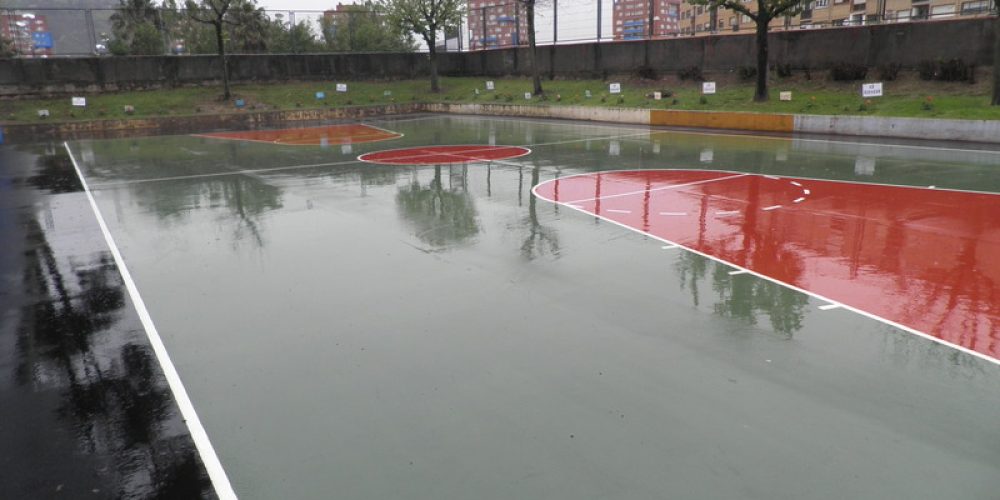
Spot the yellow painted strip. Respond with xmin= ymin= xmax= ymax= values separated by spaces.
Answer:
xmin=649 ymin=109 xmax=794 ymax=133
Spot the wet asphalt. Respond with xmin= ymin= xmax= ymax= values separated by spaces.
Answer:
xmin=3 ymin=115 xmax=999 ymax=499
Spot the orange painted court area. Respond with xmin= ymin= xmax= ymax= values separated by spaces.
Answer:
xmin=195 ymin=124 xmax=401 ymax=145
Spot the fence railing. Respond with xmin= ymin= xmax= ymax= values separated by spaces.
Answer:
xmin=0 ymin=3 xmax=996 ymax=58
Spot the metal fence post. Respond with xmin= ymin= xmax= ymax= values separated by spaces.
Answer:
xmin=481 ymin=6 xmax=487 ymax=49
xmin=597 ymin=0 xmax=602 ymax=42
xmin=553 ymin=0 xmax=558 ymax=44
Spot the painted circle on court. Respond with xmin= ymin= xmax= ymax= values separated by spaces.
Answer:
xmin=358 ymin=145 xmax=531 ymax=165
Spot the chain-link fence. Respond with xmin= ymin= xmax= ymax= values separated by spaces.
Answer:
xmin=0 ymin=1 xmax=996 ymax=57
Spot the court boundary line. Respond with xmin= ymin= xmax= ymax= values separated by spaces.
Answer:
xmin=64 ymin=142 xmax=239 ymax=499
xmin=86 ymin=131 xmax=655 ymax=189
xmin=561 ymin=173 xmax=750 ymax=204
xmin=531 ymin=170 xmax=1000 ymax=367
xmin=191 ymin=123 xmax=403 ymax=147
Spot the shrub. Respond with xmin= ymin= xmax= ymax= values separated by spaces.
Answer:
xmin=635 ymin=65 xmax=658 ymax=80
xmin=829 ymin=62 xmax=867 ymax=81
xmin=678 ymin=65 xmax=704 ymax=81
xmin=917 ymin=60 xmax=937 ymax=80
xmin=776 ymin=63 xmax=793 ymax=78
xmin=876 ymin=63 xmax=901 ymax=81
xmin=916 ymin=59 xmax=974 ymax=82
xmin=938 ymin=58 xmax=972 ymax=82
xmin=738 ymin=66 xmax=757 ymax=81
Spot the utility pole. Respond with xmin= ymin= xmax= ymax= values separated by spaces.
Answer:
xmin=596 ymin=0 xmax=602 ymax=41
xmin=553 ymin=0 xmax=558 ymax=43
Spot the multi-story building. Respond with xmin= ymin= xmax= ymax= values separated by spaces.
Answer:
xmin=613 ymin=0 xmax=683 ymax=40
xmin=1 ymin=13 xmax=53 ymax=57
xmin=467 ymin=0 xmax=530 ymax=50
xmin=678 ymin=0 xmax=992 ymax=35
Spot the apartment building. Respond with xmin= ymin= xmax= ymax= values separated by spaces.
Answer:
xmin=678 ymin=0 xmax=992 ymax=35
xmin=613 ymin=0 xmax=683 ymax=39
xmin=467 ymin=0 xmax=530 ymax=49
xmin=1 ymin=13 xmax=53 ymax=57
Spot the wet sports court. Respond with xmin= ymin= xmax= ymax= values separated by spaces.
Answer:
xmin=4 ymin=115 xmax=1000 ymax=498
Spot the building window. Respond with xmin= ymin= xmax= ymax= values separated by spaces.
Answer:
xmin=960 ymin=0 xmax=989 ymax=13
xmin=931 ymin=3 xmax=955 ymax=16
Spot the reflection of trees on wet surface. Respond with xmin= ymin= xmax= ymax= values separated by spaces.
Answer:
xmin=675 ymin=252 xmax=808 ymax=338
xmin=130 ymin=174 xmax=282 ymax=250
xmin=520 ymin=162 xmax=560 ymax=260
xmin=396 ymin=165 xmax=480 ymax=249
xmin=13 ymin=205 xmax=211 ymax=497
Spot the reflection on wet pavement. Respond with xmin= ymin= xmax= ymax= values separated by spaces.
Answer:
xmin=0 ymin=146 xmax=214 ymax=498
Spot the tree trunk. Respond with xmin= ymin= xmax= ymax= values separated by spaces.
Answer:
xmin=754 ymin=17 xmax=769 ymax=102
xmin=992 ymin=14 xmax=999 ymax=105
xmin=214 ymin=21 xmax=230 ymax=100
xmin=428 ymin=35 xmax=440 ymax=93
xmin=527 ymin=1 xmax=543 ymax=95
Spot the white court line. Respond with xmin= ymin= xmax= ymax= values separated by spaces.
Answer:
xmin=793 ymin=197 xmax=806 ymax=203
xmin=64 ymin=143 xmax=238 ymax=500
xmin=89 ymin=131 xmax=653 ymax=189
xmin=563 ymin=174 xmax=748 ymax=204
xmin=818 ymin=304 xmax=843 ymax=311
xmin=763 ymin=175 xmax=780 ymax=180
xmin=728 ymin=270 xmax=750 ymax=275
xmin=531 ymin=177 xmax=1000 ymax=368
xmin=606 ymin=209 xmax=632 ymax=214
xmin=790 ymin=181 xmax=802 ymax=187
xmin=762 ymin=205 xmax=783 ymax=211
xmin=715 ymin=210 xmax=740 ymax=216
xmin=659 ymin=211 xmax=688 ymax=216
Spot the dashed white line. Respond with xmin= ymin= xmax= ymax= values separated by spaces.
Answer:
xmin=802 ymin=189 xmax=811 ymax=195
xmin=659 ymin=211 xmax=688 ymax=216
xmin=762 ymin=205 xmax=783 ymax=211
xmin=564 ymin=174 xmax=748 ymax=204
xmin=715 ymin=210 xmax=740 ymax=216
xmin=790 ymin=181 xmax=803 ymax=187
xmin=606 ymin=209 xmax=632 ymax=214
xmin=793 ymin=197 xmax=806 ymax=203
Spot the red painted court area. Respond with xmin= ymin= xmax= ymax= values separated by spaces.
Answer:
xmin=195 ymin=124 xmax=401 ymax=145
xmin=533 ymin=170 xmax=1000 ymax=362
xmin=358 ymin=145 xmax=531 ymax=165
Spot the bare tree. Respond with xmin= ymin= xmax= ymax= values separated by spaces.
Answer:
xmin=377 ymin=0 xmax=463 ymax=92
xmin=687 ymin=0 xmax=808 ymax=101
xmin=185 ymin=0 xmax=236 ymax=99
xmin=993 ymin=11 xmax=999 ymax=105
xmin=516 ymin=0 xmax=544 ymax=96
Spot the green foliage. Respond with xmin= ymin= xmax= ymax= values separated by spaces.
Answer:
xmin=375 ymin=0 xmax=464 ymax=47
xmin=267 ymin=20 xmax=324 ymax=54
xmin=0 ymin=35 xmax=14 ymax=58
xmin=109 ymin=0 xmax=164 ymax=55
xmin=738 ymin=66 xmax=757 ymax=81
xmin=320 ymin=4 xmax=416 ymax=53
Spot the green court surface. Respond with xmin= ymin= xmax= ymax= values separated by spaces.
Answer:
xmin=67 ymin=115 xmax=1000 ymax=499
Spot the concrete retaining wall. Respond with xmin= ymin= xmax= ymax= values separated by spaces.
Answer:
xmin=423 ymin=103 xmax=650 ymax=125
xmin=2 ymin=102 xmax=998 ymax=144
xmin=0 ymin=18 xmax=993 ymax=96
xmin=795 ymin=114 xmax=1000 ymax=143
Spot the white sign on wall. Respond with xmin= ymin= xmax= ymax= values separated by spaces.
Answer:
xmin=702 ymin=82 xmax=716 ymax=95
xmin=336 ymin=83 xmax=348 ymax=92
xmin=861 ymin=82 xmax=883 ymax=98
xmin=524 ymin=92 xmax=532 ymax=100
xmin=71 ymin=97 xmax=86 ymax=107
xmin=609 ymin=83 xmax=621 ymax=94
xmin=653 ymin=91 xmax=662 ymax=100
xmin=485 ymin=81 xmax=495 ymax=90
xmin=779 ymin=91 xmax=792 ymax=101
